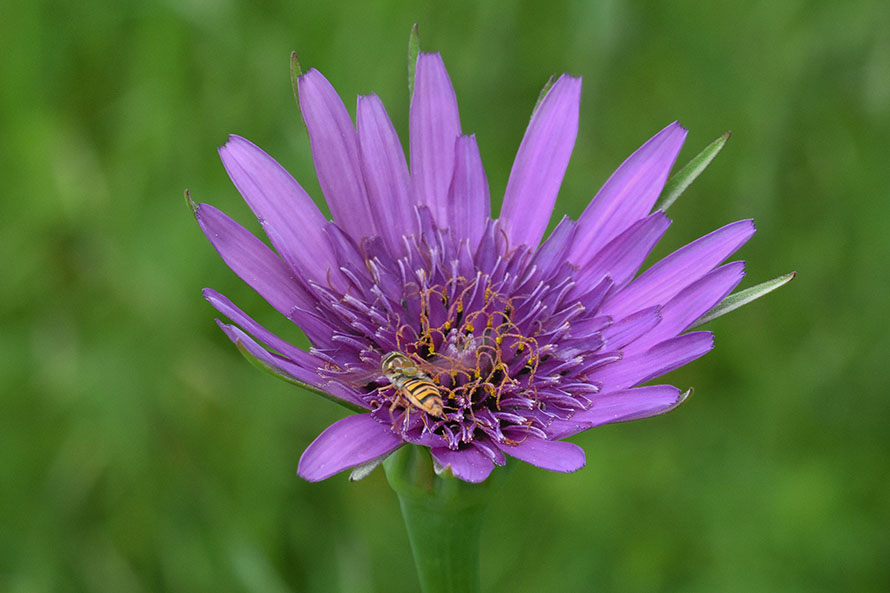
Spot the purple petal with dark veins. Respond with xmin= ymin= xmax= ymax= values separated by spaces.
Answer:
xmin=548 ymin=385 xmax=685 ymax=438
xmin=448 ymin=134 xmax=489 ymax=249
xmin=499 ymin=74 xmax=581 ymax=249
xmin=499 ymin=437 xmax=586 ymax=473
xmin=193 ymin=202 xmax=314 ymax=317
xmin=431 ymin=446 xmax=495 ymax=483
xmin=410 ymin=52 xmax=462 ymax=229
xmin=627 ymin=261 xmax=746 ymax=352
xmin=593 ymin=331 xmax=714 ymax=391
xmin=298 ymin=69 xmax=376 ymax=243
xmin=298 ymin=415 xmax=404 ymax=481
xmin=218 ymin=136 xmax=340 ymax=286
xmin=356 ymin=94 xmax=414 ymax=253
xmin=570 ymin=122 xmax=687 ymax=264
xmin=602 ymin=219 xmax=755 ymax=320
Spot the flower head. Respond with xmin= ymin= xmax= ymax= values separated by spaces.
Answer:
xmin=193 ymin=52 xmax=757 ymax=483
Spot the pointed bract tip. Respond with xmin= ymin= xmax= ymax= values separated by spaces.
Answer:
xmin=184 ymin=189 xmax=198 ymax=214
xmin=408 ymin=24 xmax=421 ymax=97
xmin=290 ymin=51 xmax=303 ymax=76
xmin=656 ymin=128 xmax=734 ymax=212
xmin=290 ymin=52 xmax=303 ymax=103
xmin=531 ymin=74 xmax=558 ymax=118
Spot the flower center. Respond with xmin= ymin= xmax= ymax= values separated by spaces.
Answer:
xmin=371 ymin=274 xmax=543 ymax=437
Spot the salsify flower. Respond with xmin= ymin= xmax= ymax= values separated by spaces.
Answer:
xmin=191 ymin=52 xmax=766 ymax=484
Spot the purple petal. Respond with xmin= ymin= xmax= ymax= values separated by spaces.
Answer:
xmin=572 ymin=211 xmax=671 ymax=294
xmin=499 ymin=74 xmax=581 ymax=249
xmin=218 ymin=136 xmax=339 ymax=286
xmin=356 ymin=94 xmax=414 ymax=253
xmin=593 ymin=331 xmax=714 ymax=391
xmin=204 ymin=288 xmax=311 ymax=362
xmin=602 ymin=219 xmax=756 ymax=320
xmin=626 ymin=261 xmax=746 ymax=353
xmin=298 ymin=415 xmax=404 ymax=481
xmin=499 ymin=437 xmax=586 ymax=473
xmin=600 ymin=305 xmax=662 ymax=350
xmin=448 ymin=134 xmax=489 ymax=249
xmin=410 ymin=52 xmax=462 ymax=228
xmin=431 ymin=447 xmax=495 ymax=483
xmin=549 ymin=385 xmax=686 ymax=438
xmin=569 ymin=122 xmax=687 ymax=264
xmin=577 ymin=275 xmax=614 ymax=312
xmin=298 ymin=69 xmax=376 ymax=243
xmin=216 ymin=321 xmax=366 ymax=408
xmin=528 ymin=216 xmax=577 ymax=280
xmin=193 ymin=202 xmax=314 ymax=318
xmin=204 ymin=286 xmax=340 ymax=360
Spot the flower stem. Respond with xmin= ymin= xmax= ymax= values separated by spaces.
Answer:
xmin=383 ymin=446 xmax=511 ymax=593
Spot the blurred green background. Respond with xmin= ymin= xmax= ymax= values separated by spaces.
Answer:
xmin=2 ymin=0 xmax=889 ymax=591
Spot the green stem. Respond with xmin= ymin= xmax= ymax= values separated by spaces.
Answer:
xmin=383 ymin=446 xmax=511 ymax=593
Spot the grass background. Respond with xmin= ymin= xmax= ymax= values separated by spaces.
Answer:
xmin=2 ymin=0 xmax=889 ymax=591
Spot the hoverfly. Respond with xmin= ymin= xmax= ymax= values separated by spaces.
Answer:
xmin=380 ymin=352 xmax=445 ymax=418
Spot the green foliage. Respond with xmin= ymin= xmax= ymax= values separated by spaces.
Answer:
xmin=656 ymin=131 xmax=731 ymax=212
xmin=2 ymin=1 xmax=889 ymax=592
xmin=692 ymin=272 xmax=797 ymax=329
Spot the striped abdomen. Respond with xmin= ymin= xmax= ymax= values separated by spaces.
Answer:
xmin=399 ymin=376 xmax=444 ymax=418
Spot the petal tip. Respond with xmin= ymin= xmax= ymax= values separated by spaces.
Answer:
xmin=417 ymin=50 xmax=444 ymax=62
xmin=220 ymin=133 xmax=249 ymax=150
xmin=668 ymin=120 xmax=689 ymax=134
xmin=296 ymin=67 xmax=324 ymax=89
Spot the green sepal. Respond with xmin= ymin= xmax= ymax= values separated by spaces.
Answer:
xmin=349 ymin=452 xmax=393 ymax=481
xmin=384 ymin=446 xmax=514 ymax=593
xmin=408 ymin=23 xmax=420 ymax=98
xmin=531 ymin=74 xmax=557 ymax=119
xmin=656 ymin=131 xmax=731 ymax=211
xmin=184 ymin=189 xmax=198 ymax=214
xmin=289 ymin=51 xmax=303 ymax=108
xmin=232 ymin=338 xmax=367 ymax=413
xmin=690 ymin=271 xmax=796 ymax=329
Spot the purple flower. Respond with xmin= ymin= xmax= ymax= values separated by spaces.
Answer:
xmin=193 ymin=53 xmax=755 ymax=483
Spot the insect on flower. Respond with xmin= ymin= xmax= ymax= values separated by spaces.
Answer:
xmin=381 ymin=352 xmax=445 ymax=420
